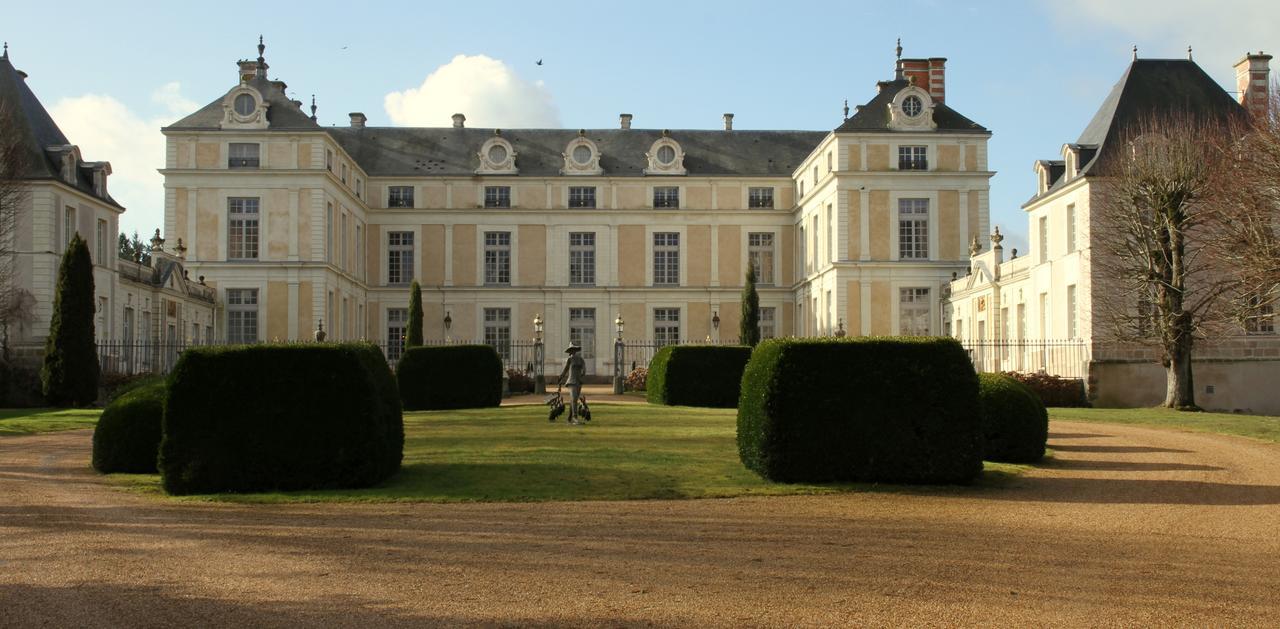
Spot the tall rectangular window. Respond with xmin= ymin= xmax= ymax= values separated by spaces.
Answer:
xmin=325 ymin=150 xmax=333 ymax=172
xmin=484 ymin=231 xmax=511 ymax=285
xmin=759 ymin=307 xmax=776 ymax=339
xmin=748 ymin=232 xmax=775 ymax=285
xmin=1245 ymin=297 xmax=1276 ymax=334
xmin=568 ymin=308 xmax=596 ymax=366
xmin=227 ymin=197 xmax=259 ymax=260
xmin=1066 ymin=204 xmax=1077 ymax=253
xmin=484 ymin=308 xmax=511 ymax=360
xmin=388 ymin=186 xmax=414 ymax=208
xmin=484 ymin=186 xmax=511 ymax=208
xmin=654 ymin=308 xmax=680 ymax=346
xmin=653 ymin=186 xmax=679 ymax=208
xmin=228 ymin=142 xmax=259 ymax=169
xmin=899 ymin=288 xmax=931 ymax=336
xmin=748 ymin=187 xmax=774 ymax=209
xmin=569 ymin=232 xmax=596 ymax=286
xmin=95 ymin=219 xmax=108 ymax=264
xmin=1039 ymin=215 xmax=1049 ymax=264
xmin=568 ymin=186 xmax=596 ymax=208
xmin=340 ymin=213 xmax=348 ymax=271
xmin=827 ymin=204 xmax=833 ymax=264
xmin=226 ymin=288 xmax=259 ymax=344
xmin=898 ymin=198 xmax=929 ymax=260
xmin=387 ymin=231 xmax=414 ymax=285
xmin=1039 ymin=292 xmax=1049 ymax=338
xmin=653 ymin=232 xmax=680 ymax=286
xmin=898 ymin=145 xmax=928 ymax=170
xmin=1067 ymin=284 xmax=1078 ymax=339
xmin=64 ymin=206 xmax=76 ymax=245
xmin=386 ymin=308 xmax=407 ymax=362
xmin=326 ymin=203 xmax=334 ymax=263
xmin=355 ymin=224 xmax=364 ymax=280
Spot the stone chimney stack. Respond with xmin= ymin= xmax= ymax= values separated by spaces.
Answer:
xmin=1235 ymin=51 xmax=1272 ymax=118
xmin=237 ymin=60 xmax=257 ymax=83
xmin=723 ymin=113 xmax=734 ymax=130
xmin=451 ymin=113 xmax=465 ymax=128
xmin=349 ymin=112 xmax=367 ymax=128
xmin=620 ymin=113 xmax=633 ymax=129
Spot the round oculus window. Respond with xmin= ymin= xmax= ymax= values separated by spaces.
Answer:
xmin=656 ymin=145 xmax=676 ymax=165
xmin=902 ymin=95 xmax=923 ymax=118
xmin=487 ymin=144 xmax=508 ymax=164
xmin=233 ymin=94 xmax=256 ymax=116
xmin=572 ymin=145 xmax=593 ymax=165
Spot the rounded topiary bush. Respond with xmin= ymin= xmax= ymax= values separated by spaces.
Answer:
xmin=647 ymin=345 xmax=753 ymax=408
xmin=396 ymin=345 xmax=502 ymax=410
xmin=978 ymin=372 xmax=1048 ymax=463
xmin=92 ymin=380 xmax=166 ymax=473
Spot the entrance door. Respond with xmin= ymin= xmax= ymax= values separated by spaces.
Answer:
xmin=569 ymin=308 xmax=596 ymax=375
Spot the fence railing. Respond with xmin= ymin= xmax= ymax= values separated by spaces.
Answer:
xmin=961 ymin=339 xmax=1090 ymax=378
xmin=96 ymin=340 xmax=213 ymax=376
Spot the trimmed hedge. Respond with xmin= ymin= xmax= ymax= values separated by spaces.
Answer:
xmin=92 ymin=380 xmax=166 ymax=473
xmin=978 ymin=373 xmax=1048 ymax=463
xmin=646 ymin=345 xmax=753 ymax=408
xmin=396 ymin=345 xmax=502 ymax=410
xmin=1003 ymin=371 xmax=1089 ymax=407
xmin=159 ymin=343 xmax=403 ymax=495
xmin=737 ymin=337 xmax=982 ymax=484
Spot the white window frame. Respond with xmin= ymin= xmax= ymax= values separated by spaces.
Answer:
xmin=653 ymin=307 xmax=681 ymax=347
xmin=898 ymin=287 xmax=932 ymax=336
xmin=759 ymin=306 xmax=776 ymax=339
xmin=388 ymin=186 xmax=414 ymax=208
xmin=228 ymin=142 xmax=260 ymax=169
xmin=226 ymin=288 xmax=259 ymax=344
xmin=484 ymin=231 xmax=512 ymax=285
xmin=652 ymin=186 xmax=680 ymax=209
xmin=484 ymin=185 xmax=512 ymax=208
xmin=569 ymin=231 xmax=596 ymax=287
xmin=1066 ymin=204 xmax=1077 ymax=253
xmin=227 ymin=197 xmax=260 ymax=260
xmin=484 ymin=307 xmax=512 ymax=361
xmin=897 ymin=198 xmax=930 ymax=261
xmin=747 ymin=232 xmax=775 ymax=285
xmin=95 ymin=218 xmax=108 ymax=265
xmin=568 ymin=186 xmax=597 ymax=209
xmin=747 ymin=187 xmax=775 ymax=209
xmin=652 ymin=232 xmax=680 ymax=286
xmin=386 ymin=307 xmax=408 ymax=361
xmin=387 ymin=230 xmax=414 ymax=285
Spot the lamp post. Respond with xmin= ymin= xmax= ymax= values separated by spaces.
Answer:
xmin=835 ymin=318 xmax=847 ymax=337
xmin=443 ymin=310 xmax=452 ymax=343
xmin=711 ymin=310 xmax=720 ymax=344
xmin=533 ymin=313 xmax=545 ymax=394
xmin=613 ymin=314 xmax=625 ymax=394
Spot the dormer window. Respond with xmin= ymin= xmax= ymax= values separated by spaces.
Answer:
xmin=477 ymin=135 xmax=518 ymax=175
xmin=562 ymin=135 xmax=603 ymax=175
xmin=644 ymin=136 xmax=687 ymax=175
xmin=902 ymin=95 xmax=923 ymax=117
xmin=234 ymin=94 xmax=256 ymax=116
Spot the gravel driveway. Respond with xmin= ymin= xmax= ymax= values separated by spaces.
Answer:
xmin=1 ymin=421 xmax=1277 ymax=627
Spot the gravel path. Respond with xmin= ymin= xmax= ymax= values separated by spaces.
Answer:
xmin=1 ymin=421 xmax=1278 ymax=627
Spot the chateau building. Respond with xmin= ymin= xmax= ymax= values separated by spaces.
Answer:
xmin=162 ymin=40 xmax=992 ymax=374
xmin=0 ymin=47 xmax=214 ymax=362
xmin=946 ymin=52 xmax=1280 ymax=414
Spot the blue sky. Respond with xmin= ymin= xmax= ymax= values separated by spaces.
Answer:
xmin=5 ymin=0 xmax=1275 ymax=251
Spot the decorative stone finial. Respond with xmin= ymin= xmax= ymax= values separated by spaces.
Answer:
xmin=895 ymin=38 xmax=902 ymax=61
xmin=310 ymin=94 xmax=317 ymax=121
xmin=314 ymin=319 xmax=327 ymax=342
xmin=843 ymin=99 xmax=849 ymax=121
xmin=2 ymin=42 xmax=7 ymax=60
xmin=1132 ymin=45 xmax=1138 ymax=61
xmin=150 ymin=228 xmax=165 ymax=252
xmin=969 ymin=234 xmax=982 ymax=257
xmin=990 ymin=226 xmax=1004 ymax=249
xmin=578 ymin=129 xmax=586 ymax=137
xmin=1187 ymin=45 xmax=1193 ymax=61
xmin=174 ymin=238 xmax=187 ymax=259
xmin=1011 ymin=248 xmax=1018 ymax=259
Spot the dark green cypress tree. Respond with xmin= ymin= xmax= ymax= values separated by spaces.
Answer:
xmin=740 ymin=265 xmax=761 ymax=347
xmin=406 ymin=279 xmax=424 ymax=348
xmin=41 ymin=234 xmax=99 ymax=406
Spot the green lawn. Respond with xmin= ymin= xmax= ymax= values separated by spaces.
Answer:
xmin=0 ymin=408 xmax=101 ymax=436
xmin=110 ymin=404 xmax=1028 ymax=503
xmin=1050 ymin=407 xmax=1280 ymax=444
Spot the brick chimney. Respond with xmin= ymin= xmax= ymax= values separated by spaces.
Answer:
xmin=723 ymin=113 xmax=734 ymax=130
xmin=452 ymin=113 xmax=465 ymax=128
xmin=896 ymin=57 xmax=947 ymax=104
xmin=349 ymin=112 xmax=366 ymax=128
xmin=620 ymin=113 xmax=633 ymax=129
xmin=1235 ymin=51 xmax=1272 ymax=118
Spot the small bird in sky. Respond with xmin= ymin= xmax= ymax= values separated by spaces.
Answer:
xmin=535 ymin=59 xmax=543 ymax=66
xmin=341 ymin=45 xmax=348 ymax=50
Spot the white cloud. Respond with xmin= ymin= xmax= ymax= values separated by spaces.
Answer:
xmin=384 ymin=54 xmax=560 ymax=128
xmin=1042 ymin=0 xmax=1279 ymax=84
xmin=49 ymin=83 xmax=194 ymax=236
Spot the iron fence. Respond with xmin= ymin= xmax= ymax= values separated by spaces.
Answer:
xmin=96 ymin=340 xmax=214 ymax=376
xmin=961 ymin=339 xmax=1090 ymax=378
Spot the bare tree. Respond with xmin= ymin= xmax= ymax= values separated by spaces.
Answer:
xmin=0 ymin=102 xmax=32 ymax=360
xmin=1207 ymin=83 xmax=1280 ymax=332
xmin=1092 ymin=113 xmax=1244 ymax=410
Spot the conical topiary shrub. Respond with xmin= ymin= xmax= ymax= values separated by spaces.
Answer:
xmin=41 ymin=234 xmax=99 ymax=406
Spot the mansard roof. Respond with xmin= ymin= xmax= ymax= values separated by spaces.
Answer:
xmin=0 ymin=52 xmax=122 ymax=208
xmin=835 ymin=79 xmax=988 ymax=134
xmin=1026 ymin=58 xmax=1247 ymax=204
xmin=165 ymin=74 xmax=322 ymax=131
xmin=325 ymin=127 xmax=828 ymax=178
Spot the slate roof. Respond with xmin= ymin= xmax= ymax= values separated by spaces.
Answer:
xmin=1026 ymin=58 xmax=1247 ymax=204
xmin=166 ymin=74 xmax=321 ymax=131
xmin=0 ymin=52 xmax=122 ymax=208
xmin=326 ymin=127 xmax=829 ymax=178
xmin=835 ymin=79 xmax=988 ymax=134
